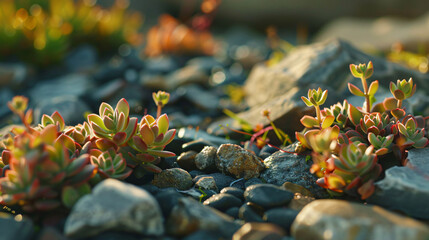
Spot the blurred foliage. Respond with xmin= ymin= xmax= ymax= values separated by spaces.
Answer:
xmin=0 ymin=0 xmax=143 ymax=66
xmin=387 ymin=43 xmax=429 ymax=73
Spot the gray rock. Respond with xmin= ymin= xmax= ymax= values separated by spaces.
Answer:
xmin=291 ymin=200 xmax=429 ymax=240
xmin=65 ymin=44 xmax=97 ymax=72
xmin=406 ymin=147 xmax=429 ymax=175
xmin=367 ymin=166 xmax=429 ymax=220
xmin=151 ymin=168 xmax=193 ymax=190
xmin=261 ymin=151 xmax=327 ymax=198
xmin=64 ymin=179 xmax=164 ymax=238
xmin=233 ymin=223 xmax=286 ymax=240
xmin=244 ymin=184 xmax=294 ymax=209
xmin=216 ymin=144 xmax=265 ymax=179
xmin=179 ymin=84 xmax=220 ymax=111
xmin=244 ymin=178 xmax=264 ymax=188
xmin=145 ymin=56 xmax=178 ymax=74
xmin=238 ymin=204 xmax=264 ymax=223
xmin=220 ymin=187 xmax=244 ymax=201
xmin=225 ymin=207 xmax=240 ymax=219
xmin=177 ymin=151 xmax=198 ymax=171
xmin=315 ymin=13 xmax=429 ymax=51
xmin=195 ymin=176 xmax=218 ymax=191
xmin=208 ymin=39 xmax=429 ymax=138
xmin=195 ymin=146 xmax=218 ymax=172
xmin=193 ymin=173 xmax=236 ymax=190
xmin=155 ymin=188 xmax=185 ymax=218
xmin=203 ymin=193 xmax=242 ymax=211
xmin=166 ymin=197 xmax=241 ymax=238
xmin=0 ymin=213 xmax=34 ymax=240
xmin=166 ymin=65 xmax=209 ymax=89
xmin=33 ymin=96 xmax=90 ymax=125
xmin=263 ymin=208 xmax=299 ymax=232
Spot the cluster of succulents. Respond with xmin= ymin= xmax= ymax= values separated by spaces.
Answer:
xmin=296 ymin=61 xmax=428 ymax=199
xmin=0 ymin=0 xmax=143 ymax=65
xmin=0 ymin=91 xmax=175 ymax=213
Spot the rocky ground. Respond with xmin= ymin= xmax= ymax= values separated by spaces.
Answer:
xmin=1 ymin=25 xmax=429 ymax=240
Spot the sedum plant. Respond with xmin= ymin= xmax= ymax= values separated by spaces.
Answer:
xmin=0 ymin=91 xmax=176 ymax=214
xmin=296 ymin=61 xmax=428 ymax=200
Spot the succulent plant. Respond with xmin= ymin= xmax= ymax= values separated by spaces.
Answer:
xmin=300 ymin=88 xmax=333 ymax=129
xmin=349 ymin=61 xmax=377 ymax=112
xmin=38 ymin=111 xmax=66 ymax=132
xmin=153 ymin=91 xmax=170 ymax=118
xmin=90 ymin=148 xmax=132 ymax=181
xmin=317 ymin=142 xmax=381 ymax=199
xmin=358 ymin=112 xmax=390 ymax=135
xmin=128 ymin=114 xmax=176 ymax=172
xmin=397 ymin=116 xmax=429 ymax=149
xmin=368 ymin=133 xmax=394 ymax=156
xmin=87 ymin=98 xmax=138 ymax=146
xmin=322 ymin=100 xmax=349 ymax=128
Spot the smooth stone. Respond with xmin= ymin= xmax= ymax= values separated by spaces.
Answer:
xmin=64 ymin=179 xmax=164 ymax=238
xmin=259 ymin=145 xmax=279 ymax=159
xmin=225 ymin=207 xmax=240 ymax=219
xmin=220 ymin=187 xmax=245 ymax=201
xmin=166 ymin=197 xmax=241 ymax=238
xmin=0 ymin=213 xmax=34 ymax=240
xmin=238 ymin=204 xmax=264 ymax=223
xmin=193 ymin=173 xmax=236 ymax=190
xmin=261 ymin=151 xmax=328 ymax=198
xmin=33 ymin=96 xmax=91 ymax=125
xmin=263 ymin=208 xmax=299 ymax=232
xmin=166 ymin=65 xmax=209 ymax=89
xmin=244 ymin=178 xmax=264 ymax=188
xmin=244 ymin=184 xmax=294 ymax=209
xmin=182 ymin=230 xmax=225 ymax=240
xmin=282 ymin=182 xmax=314 ymax=197
xmin=216 ymin=144 xmax=265 ymax=180
xmin=232 ymin=222 xmax=286 ymax=240
xmin=182 ymin=139 xmax=215 ymax=153
xmin=195 ymin=176 xmax=218 ymax=191
xmin=203 ymin=193 xmax=243 ymax=212
xmin=176 ymin=151 xmax=198 ymax=171
xmin=159 ymin=156 xmax=179 ymax=170
xmin=195 ymin=146 xmax=218 ymax=172
xmin=145 ymin=56 xmax=178 ymax=74
xmin=367 ymin=166 xmax=429 ymax=220
xmin=0 ymin=63 xmax=29 ymax=89
xmin=179 ymin=84 xmax=220 ymax=111
xmin=288 ymin=193 xmax=316 ymax=211
xmin=151 ymin=168 xmax=193 ymax=190
xmin=155 ymin=188 xmax=185 ymax=218
xmin=291 ymin=200 xmax=429 ymax=240
xmin=65 ymin=44 xmax=97 ymax=72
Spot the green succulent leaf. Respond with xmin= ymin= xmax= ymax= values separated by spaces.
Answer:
xmin=368 ymin=80 xmax=378 ymax=96
xmin=321 ymin=115 xmax=335 ymax=129
xmin=116 ymin=98 xmax=130 ymax=119
xmin=348 ymin=83 xmax=365 ymax=97
xmin=347 ymin=103 xmax=364 ymax=126
xmin=300 ymin=115 xmax=319 ymax=128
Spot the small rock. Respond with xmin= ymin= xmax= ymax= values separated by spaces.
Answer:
xmin=261 ymin=151 xmax=328 ymax=198
xmin=189 ymin=170 xmax=205 ymax=178
xmin=65 ymin=44 xmax=97 ymax=72
xmin=225 ymin=207 xmax=240 ymax=219
xmin=367 ymin=166 xmax=429 ymax=220
xmin=195 ymin=176 xmax=218 ymax=191
xmin=288 ymin=193 xmax=315 ymax=211
xmin=0 ymin=213 xmax=34 ymax=240
xmin=220 ymin=187 xmax=245 ymax=201
xmin=195 ymin=146 xmax=218 ymax=172
xmin=216 ymin=144 xmax=265 ymax=179
xmin=244 ymin=178 xmax=263 ymax=188
xmin=233 ymin=223 xmax=286 ymax=240
xmin=193 ymin=173 xmax=236 ymax=190
xmin=159 ymin=156 xmax=179 ymax=170
xmin=152 ymin=168 xmax=193 ymax=190
xmin=180 ymin=84 xmax=220 ymax=111
xmin=155 ymin=188 xmax=185 ymax=218
xmin=33 ymin=96 xmax=90 ymax=125
xmin=263 ymin=208 xmax=299 ymax=233
xmin=167 ymin=197 xmax=241 ymax=238
xmin=145 ymin=56 xmax=178 ymax=74
xmin=244 ymin=184 xmax=294 ymax=209
xmin=177 ymin=151 xmax=198 ymax=171
xmin=238 ymin=204 xmax=264 ymax=223
xmin=291 ymin=200 xmax=429 ymax=240
xmin=64 ymin=179 xmax=164 ymax=238
xmin=166 ymin=65 xmax=209 ymax=89
xmin=282 ymin=182 xmax=314 ymax=197
xmin=203 ymin=193 xmax=242 ymax=211
xmin=406 ymin=147 xmax=429 ymax=175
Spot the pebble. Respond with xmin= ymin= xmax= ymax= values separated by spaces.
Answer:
xmin=151 ymin=168 xmax=193 ymax=190
xmin=244 ymin=184 xmax=294 ymax=209
xmin=203 ymin=193 xmax=243 ymax=212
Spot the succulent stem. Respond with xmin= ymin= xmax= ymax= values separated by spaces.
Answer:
xmin=361 ymin=76 xmax=371 ymax=112
xmin=397 ymin=99 xmax=403 ymax=109
xmin=315 ymin=105 xmax=322 ymax=127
